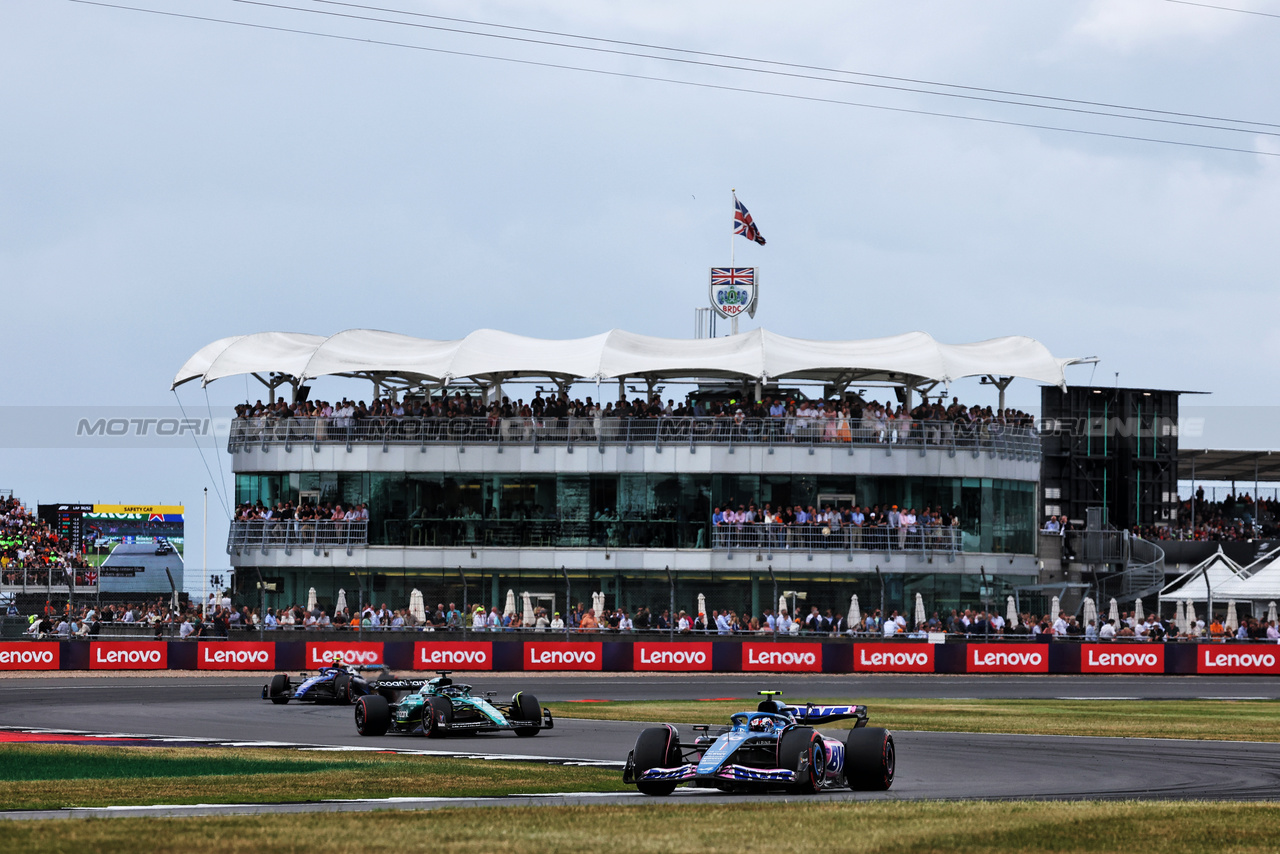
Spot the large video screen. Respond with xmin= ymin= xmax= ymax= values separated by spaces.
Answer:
xmin=81 ymin=504 xmax=185 ymax=593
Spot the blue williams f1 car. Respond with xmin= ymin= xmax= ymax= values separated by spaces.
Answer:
xmin=262 ymin=654 xmax=426 ymax=706
xmin=623 ymin=691 xmax=894 ymax=795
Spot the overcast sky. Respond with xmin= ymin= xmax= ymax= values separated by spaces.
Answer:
xmin=4 ymin=0 xmax=1279 ymax=581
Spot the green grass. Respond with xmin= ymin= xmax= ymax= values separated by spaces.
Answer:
xmin=3 ymin=801 xmax=1280 ymax=853
xmin=548 ymin=697 xmax=1280 ymax=741
xmin=0 ymin=745 xmax=626 ymax=810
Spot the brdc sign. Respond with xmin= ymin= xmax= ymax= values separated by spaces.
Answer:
xmin=416 ymin=642 xmax=493 ymax=670
xmin=90 ymin=642 xmax=167 ymax=670
xmin=0 ymin=642 xmax=59 ymax=670
xmin=633 ymin=641 xmax=712 ymax=671
xmin=741 ymin=642 xmax=822 ymax=672
xmin=198 ymin=642 xmax=275 ymax=670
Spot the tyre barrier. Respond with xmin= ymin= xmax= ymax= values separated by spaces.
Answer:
xmin=2 ymin=639 xmax=1279 ymax=674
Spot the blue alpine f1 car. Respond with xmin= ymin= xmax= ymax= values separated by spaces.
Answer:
xmin=262 ymin=657 xmax=425 ymax=706
xmin=622 ymin=691 xmax=894 ymax=795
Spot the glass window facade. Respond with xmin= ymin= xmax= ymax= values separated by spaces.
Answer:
xmin=235 ymin=471 xmax=1036 ymax=554
xmin=242 ymin=564 xmax=1037 ymax=629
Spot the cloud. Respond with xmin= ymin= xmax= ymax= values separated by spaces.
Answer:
xmin=1068 ymin=0 xmax=1251 ymax=52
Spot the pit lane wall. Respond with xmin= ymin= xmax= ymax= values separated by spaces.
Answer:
xmin=3 ymin=639 xmax=1279 ymax=675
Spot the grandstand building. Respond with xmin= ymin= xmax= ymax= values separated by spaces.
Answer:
xmin=175 ymin=328 xmax=1084 ymax=620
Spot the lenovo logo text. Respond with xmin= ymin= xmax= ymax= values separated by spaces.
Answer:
xmin=0 ymin=649 xmax=53 ymax=664
xmin=528 ymin=647 xmax=597 ymax=665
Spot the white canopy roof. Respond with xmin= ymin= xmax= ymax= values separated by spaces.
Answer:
xmin=173 ymin=327 xmax=1083 ymax=390
xmin=1159 ymin=549 xmax=1243 ymax=602
xmin=1215 ymin=553 xmax=1280 ymax=601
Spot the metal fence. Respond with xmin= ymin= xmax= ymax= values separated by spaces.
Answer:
xmin=0 ymin=565 xmax=98 ymax=593
xmin=711 ymin=523 xmax=961 ymax=558
xmin=229 ymin=415 xmax=1040 ymax=458
xmin=227 ymin=520 xmax=368 ymax=554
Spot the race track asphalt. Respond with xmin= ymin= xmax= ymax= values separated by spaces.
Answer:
xmin=2 ymin=673 xmax=1279 ymax=819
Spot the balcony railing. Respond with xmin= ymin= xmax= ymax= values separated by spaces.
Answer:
xmin=0 ymin=566 xmax=98 ymax=592
xmin=227 ymin=520 xmax=368 ymax=554
xmin=228 ymin=415 xmax=1040 ymax=459
xmin=712 ymin=523 xmax=961 ymax=559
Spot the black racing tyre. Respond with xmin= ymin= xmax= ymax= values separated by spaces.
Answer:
xmin=511 ymin=692 xmax=541 ymax=737
xmin=332 ymin=673 xmax=352 ymax=705
xmin=845 ymin=727 xmax=895 ymax=791
xmin=269 ymin=674 xmax=290 ymax=705
xmin=632 ymin=725 xmax=680 ymax=796
xmin=422 ymin=695 xmax=452 ymax=738
xmin=778 ymin=727 xmax=824 ymax=794
xmin=354 ymin=695 xmax=390 ymax=736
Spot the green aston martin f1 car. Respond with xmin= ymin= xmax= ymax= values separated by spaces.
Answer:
xmin=352 ymin=672 xmax=553 ymax=738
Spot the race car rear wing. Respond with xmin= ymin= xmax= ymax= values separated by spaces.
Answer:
xmin=786 ymin=703 xmax=869 ymax=726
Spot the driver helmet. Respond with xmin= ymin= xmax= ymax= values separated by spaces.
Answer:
xmin=750 ymin=716 xmax=774 ymax=733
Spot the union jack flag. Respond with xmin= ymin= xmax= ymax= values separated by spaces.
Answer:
xmin=733 ymin=196 xmax=766 ymax=246
xmin=710 ymin=267 xmax=756 ymax=288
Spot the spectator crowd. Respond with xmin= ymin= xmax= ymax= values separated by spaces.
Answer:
xmin=233 ymin=392 xmax=1036 ymax=447
xmin=0 ymin=495 xmax=92 ymax=587
xmin=1137 ymin=488 xmax=1279 ymax=542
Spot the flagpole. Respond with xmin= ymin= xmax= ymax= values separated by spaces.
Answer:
xmin=730 ymin=190 xmax=737 ymax=336
xmin=730 ymin=189 xmax=736 ymax=267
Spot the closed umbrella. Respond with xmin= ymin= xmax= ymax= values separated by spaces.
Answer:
xmin=1185 ymin=600 xmax=1197 ymax=633
xmin=335 ymin=588 xmax=348 ymax=617
xmin=1049 ymin=596 xmax=1060 ymax=623
xmin=697 ymin=593 xmax=707 ymax=622
xmin=307 ymin=587 xmax=317 ymax=613
xmin=1174 ymin=599 xmax=1185 ymax=633
xmin=914 ymin=592 xmax=926 ymax=629
xmin=1133 ymin=598 xmax=1144 ymax=624
xmin=1269 ymin=601 xmax=1277 ymax=624
xmin=778 ymin=595 xmax=788 ymax=616
xmin=1083 ymin=597 xmax=1097 ymax=628
xmin=521 ymin=591 xmax=535 ymax=628
xmin=1006 ymin=595 xmax=1017 ymax=627
xmin=408 ymin=589 xmax=425 ymax=624
xmin=1225 ymin=600 xmax=1238 ymax=633
xmin=849 ymin=594 xmax=861 ymax=629
xmin=504 ymin=589 xmax=517 ymax=618
xmin=1108 ymin=597 xmax=1120 ymax=625
xmin=593 ymin=591 xmax=605 ymax=617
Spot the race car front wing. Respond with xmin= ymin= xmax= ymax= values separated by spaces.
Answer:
xmin=625 ymin=763 xmax=797 ymax=785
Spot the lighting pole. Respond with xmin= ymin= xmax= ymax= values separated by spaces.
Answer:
xmin=202 ymin=487 xmax=207 ymax=618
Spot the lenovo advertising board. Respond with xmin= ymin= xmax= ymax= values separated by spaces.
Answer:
xmin=524 ymin=642 xmax=603 ymax=671
xmin=854 ymin=643 xmax=935 ymax=673
xmin=305 ymin=642 xmax=385 ymax=668
xmin=741 ymin=642 xmax=822 ymax=672
xmin=1196 ymin=645 xmax=1280 ymax=675
xmin=0 ymin=642 xmax=60 ymax=670
xmin=965 ymin=643 xmax=1049 ymax=673
xmin=197 ymin=642 xmax=276 ymax=670
xmin=1080 ymin=644 xmax=1164 ymax=673
xmin=633 ymin=641 xmax=713 ymax=672
xmin=415 ymin=642 xmax=494 ymax=670
xmin=89 ymin=641 xmax=167 ymax=670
